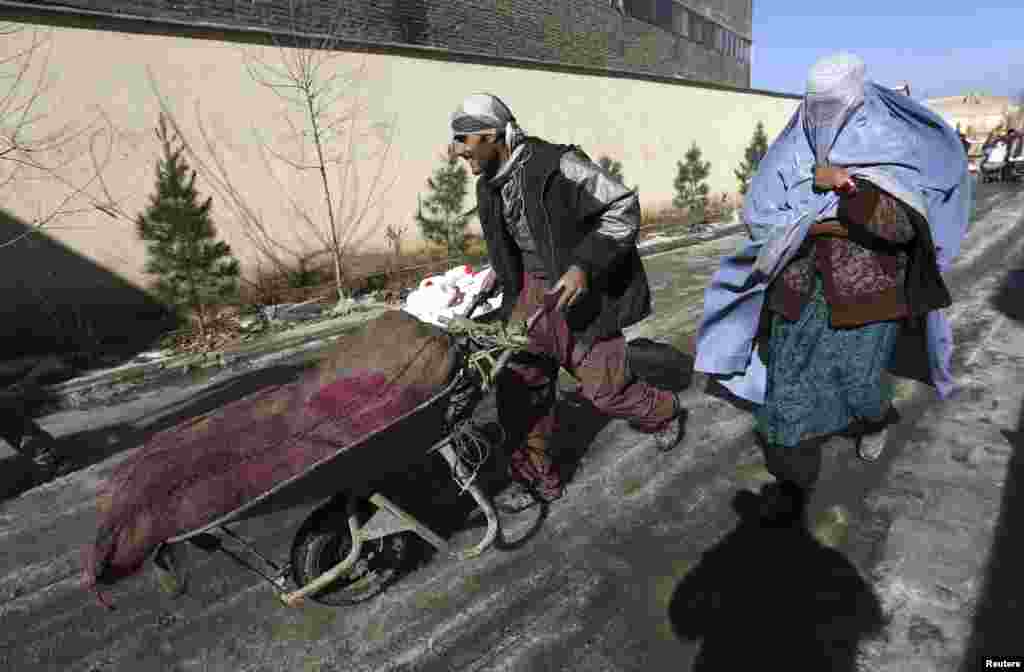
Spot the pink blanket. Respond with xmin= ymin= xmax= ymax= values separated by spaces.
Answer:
xmin=83 ymin=311 xmax=455 ymax=605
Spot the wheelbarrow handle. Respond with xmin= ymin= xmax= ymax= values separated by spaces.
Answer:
xmin=461 ymin=292 xmax=488 ymax=320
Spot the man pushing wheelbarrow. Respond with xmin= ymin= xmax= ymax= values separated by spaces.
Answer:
xmin=448 ymin=93 xmax=686 ymax=508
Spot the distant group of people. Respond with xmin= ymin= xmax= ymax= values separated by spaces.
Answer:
xmin=451 ymin=51 xmax=969 ymax=527
xmin=974 ymin=127 xmax=1023 ymax=183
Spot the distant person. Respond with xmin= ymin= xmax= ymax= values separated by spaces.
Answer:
xmin=447 ymin=94 xmax=685 ymax=506
xmin=982 ymin=135 xmax=1008 ymax=183
xmin=695 ymin=52 xmax=969 ymax=525
xmin=983 ymin=130 xmax=998 ymax=153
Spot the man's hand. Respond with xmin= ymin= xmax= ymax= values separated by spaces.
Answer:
xmin=478 ymin=268 xmax=498 ymax=297
xmin=813 ymin=166 xmax=857 ymax=195
xmin=549 ymin=265 xmax=588 ymax=312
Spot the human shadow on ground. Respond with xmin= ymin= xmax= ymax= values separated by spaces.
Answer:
xmin=669 ymin=490 xmax=887 ymax=670
xmin=990 ymin=268 xmax=1024 ymax=323
xmin=964 ymin=274 xmax=1024 ymax=668
xmin=963 ymin=413 xmax=1024 ymax=669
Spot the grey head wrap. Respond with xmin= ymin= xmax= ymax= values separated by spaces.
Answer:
xmin=802 ymin=52 xmax=866 ymax=165
xmin=449 ymin=93 xmax=527 ymax=153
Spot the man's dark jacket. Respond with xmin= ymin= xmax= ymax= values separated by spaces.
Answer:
xmin=476 ymin=138 xmax=651 ymax=346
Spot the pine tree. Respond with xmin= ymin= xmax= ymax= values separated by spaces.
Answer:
xmin=137 ymin=114 xmax=240 ymax=341
xmin=735 ymin=121 xmax=769 ymax=195
xmin=416 ymin=154 xmax=471 ymax=258
xmin=673 ymin=142 xmax=711 ymax=230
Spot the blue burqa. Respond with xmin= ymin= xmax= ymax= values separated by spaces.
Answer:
xmin=694 ymin=82 xmax=970 ymax=403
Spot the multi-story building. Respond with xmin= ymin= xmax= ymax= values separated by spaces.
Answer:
xmin=5 ymin=0 xmax=753 ymax=88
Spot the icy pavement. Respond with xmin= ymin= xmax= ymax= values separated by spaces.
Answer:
xmin=3 ymin=183 xmax=1024 ymax=671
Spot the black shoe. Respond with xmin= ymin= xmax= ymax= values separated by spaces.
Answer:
xmin=849 ymin=405 xmax=900 ymax=462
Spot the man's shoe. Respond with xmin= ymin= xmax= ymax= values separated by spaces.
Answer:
xmin=493 ymin=480 xmax=541 ymax=514
xmin=652 ymin=394 xmax=685 ymax=453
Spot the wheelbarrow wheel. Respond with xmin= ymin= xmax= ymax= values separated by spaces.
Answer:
xmin=290 ymin=496 xmax=410 ymax=606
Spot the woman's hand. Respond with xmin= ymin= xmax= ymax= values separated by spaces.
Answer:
xmin=813 ymin=166 xmax=857 ymax=195
xmin=808 ymin=220 xmax=848 ymax=237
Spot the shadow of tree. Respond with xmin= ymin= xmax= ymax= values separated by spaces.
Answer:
xmin=669 ymin=490 xmax=886 ymax=670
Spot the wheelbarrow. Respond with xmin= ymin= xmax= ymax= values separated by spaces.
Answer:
xmin=150 ymin=292 xmax=528 ymax=608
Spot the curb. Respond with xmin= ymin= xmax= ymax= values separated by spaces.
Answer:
xmin=46 ymin=306 xmax=393 ymax=408
xmin=41 ymin=225 xmax=745 ymax=408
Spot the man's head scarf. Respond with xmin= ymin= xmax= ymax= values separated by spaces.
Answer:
xmin=803 ymin=52 xmax=866 ymax=165
xmin=449 ymin=93 xmax=527 ymax=153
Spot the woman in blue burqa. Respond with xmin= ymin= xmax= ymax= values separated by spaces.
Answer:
xmin=694 ymin=53 xmax=969 ymax=523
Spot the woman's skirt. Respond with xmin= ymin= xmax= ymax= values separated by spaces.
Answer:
xmin=756 ymin=276 xmax=899 ymax=448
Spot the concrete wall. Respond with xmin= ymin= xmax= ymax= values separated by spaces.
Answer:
xmin=13 ymin=0 xmax=752 ymax=86
xmin=0 ymin=12 xmax=798 ymax=297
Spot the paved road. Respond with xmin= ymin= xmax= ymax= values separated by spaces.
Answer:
xmin=3 ymin=182 xmax=1024 ymax=671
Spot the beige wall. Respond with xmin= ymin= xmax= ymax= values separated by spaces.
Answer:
xmin=2 ymin=19 xmax=799 ymax=290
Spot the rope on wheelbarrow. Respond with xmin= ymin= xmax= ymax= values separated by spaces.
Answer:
xmin=443 ymin=315 xmax=532 ymax=390
xmin=448 ymin=419 xmax=498 ymax=494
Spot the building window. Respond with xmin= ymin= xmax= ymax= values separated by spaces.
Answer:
xmin=671 ymin=3 xmax=689 ymax=38
xmin=689 ymin=12 xmax=705 ymax=44
xmin=624 ymin=0 xmax=654 ymax=24
xmin=626 ymin=1 xmax=748 ymax=62
xmin=654 ymin=0 xmax=674 ymax=29
xmin=702 ymin=18 xmax=716 ymax=49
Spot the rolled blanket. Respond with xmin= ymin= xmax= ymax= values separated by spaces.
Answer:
xmin=82 ymin=311 xmax=456 ymax=605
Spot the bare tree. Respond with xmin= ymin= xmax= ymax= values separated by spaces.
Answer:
xmin=0 ymin=24 xmax=125 ymax=250
xmin=148 ymin=3 xmax=398 ymax=310
xmin=242 ymin=0 xmax=397 ymax=309
xmin=384 ymin=219 xmax=408 ymax=272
